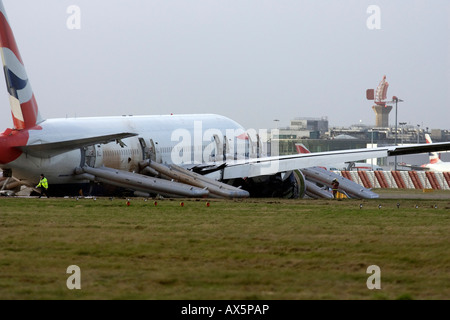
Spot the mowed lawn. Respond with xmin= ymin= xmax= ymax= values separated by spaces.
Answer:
xmin=0 ymin=195 xmax=449 ymax=300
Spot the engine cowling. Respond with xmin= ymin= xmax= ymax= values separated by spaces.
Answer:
xmin=233 ymin=170 xmax=306 ymax=199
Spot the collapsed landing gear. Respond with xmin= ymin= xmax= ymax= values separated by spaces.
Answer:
xmin=233 ymin=171 xmax=305 ymax=199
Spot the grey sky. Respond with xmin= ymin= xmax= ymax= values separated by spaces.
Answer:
xmin=1 ymin=0 xmax=449 ymax=132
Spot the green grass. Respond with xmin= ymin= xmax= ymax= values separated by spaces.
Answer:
xmin=1 ymin=195 xmax=450 ymax=300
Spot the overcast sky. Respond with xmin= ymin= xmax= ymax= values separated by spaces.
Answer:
xmin=0 ymin=0 xmax=449 ymax=132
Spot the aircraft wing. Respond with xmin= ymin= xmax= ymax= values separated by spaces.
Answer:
xmin=221 ymin=142 xmax=450 ymax=179
xmin=15 ymin=133 xmax=138 ymax=158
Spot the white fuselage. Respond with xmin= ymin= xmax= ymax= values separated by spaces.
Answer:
xmin=3 ymin=114 xmax=248 ymax=186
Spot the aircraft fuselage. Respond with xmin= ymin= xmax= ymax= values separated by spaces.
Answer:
xmin=0 ymin=114 xmax=248 ymax=187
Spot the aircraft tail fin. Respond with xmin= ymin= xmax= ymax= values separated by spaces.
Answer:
xmin=0 ymin=1 xmax=42 ymax=130
xmin=425 ymin=134 xmax=441 ymax=164
xmin=295 ymin=143 xmax=311 ymax=154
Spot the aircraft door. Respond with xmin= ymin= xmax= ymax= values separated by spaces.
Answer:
xmin=95 ymin=144 xmax=103 ymax=167
xmin=256 ymin=133 xmax=262 ymax=158
xmin=210 ymin=134 xmax=223 ymax=162
xmin=139 ymin=138 xmax=150 ymax=160
xmin=84 ymin=145 xmax=97 ymax=167
xmin=149 ymin=139 xmax=162 ymax=163
xmin=223 ymin=135 xmax=230 ymax=161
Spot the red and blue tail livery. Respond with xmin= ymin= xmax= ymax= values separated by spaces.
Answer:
xmin=0 ymin=1 xmax=41 ymax=130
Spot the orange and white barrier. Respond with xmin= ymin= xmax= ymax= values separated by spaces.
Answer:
xmin=332 ymin=170 xmax=450 ymax=190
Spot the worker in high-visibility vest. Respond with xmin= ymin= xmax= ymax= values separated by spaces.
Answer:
xmin=331 ymin=178 xmax=340 ymax=199
xmin=36 ymin=173 xmax=49 ymax=198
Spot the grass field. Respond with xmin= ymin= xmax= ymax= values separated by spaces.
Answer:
xmin=1 ymin=190 xmax=450 ymax=300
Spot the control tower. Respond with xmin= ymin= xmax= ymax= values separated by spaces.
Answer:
xmin=366 ymin=75 xmax=392 ymax=127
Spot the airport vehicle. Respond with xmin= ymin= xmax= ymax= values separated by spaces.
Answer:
xmin=1 ymin=1 xmax=450 ymax=198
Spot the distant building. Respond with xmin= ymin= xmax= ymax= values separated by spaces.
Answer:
xmin=274 ymin=117 xmax=328 ymax=139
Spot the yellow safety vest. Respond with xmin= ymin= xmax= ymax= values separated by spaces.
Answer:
xmin=37 ymin=177 xmax=48 ymax=189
